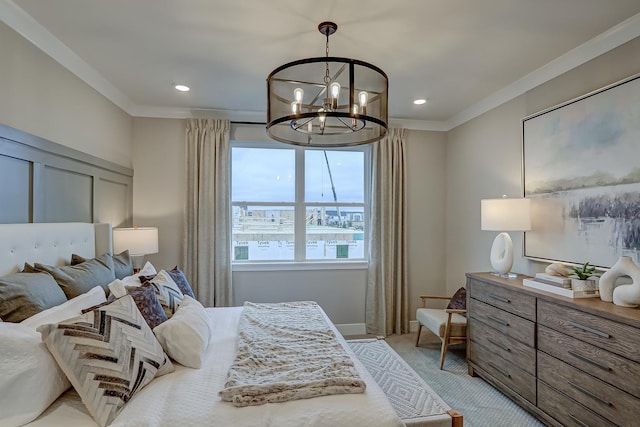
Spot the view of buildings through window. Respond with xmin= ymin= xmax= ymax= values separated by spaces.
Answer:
xmin=231 ymin=144 xmax=367 ymax=261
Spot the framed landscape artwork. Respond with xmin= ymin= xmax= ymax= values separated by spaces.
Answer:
xmin=523 ymin=73 xmax=640 ymax=268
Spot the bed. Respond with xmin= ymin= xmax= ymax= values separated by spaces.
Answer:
xmin=0 ymin=222 xmax=457 ymax=427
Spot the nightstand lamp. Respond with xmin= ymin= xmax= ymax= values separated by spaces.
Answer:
xmin=481 ymin=197 xmax=531 ymax=278
xmin=113 ymin=226 xmax=159 ymax=273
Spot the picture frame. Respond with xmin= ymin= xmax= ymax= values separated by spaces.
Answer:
xmin=522 ymin=73 xmax=640 ymax=268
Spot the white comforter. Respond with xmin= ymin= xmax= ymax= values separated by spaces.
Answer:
xmin=26 ymin=307 xmax=403 ymax=427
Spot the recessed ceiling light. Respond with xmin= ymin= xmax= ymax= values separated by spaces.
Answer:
xmin=174 ymin=84 xmax=190 ymax=92
xmin=413 ymin=98 xmax=427 ymax=105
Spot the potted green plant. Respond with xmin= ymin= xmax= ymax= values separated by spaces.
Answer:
xmin=570 ymin=262 xmax=599 ymax=291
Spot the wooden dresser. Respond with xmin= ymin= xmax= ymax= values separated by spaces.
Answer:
xmin=466 ymin=272 xmax=640 ymax=427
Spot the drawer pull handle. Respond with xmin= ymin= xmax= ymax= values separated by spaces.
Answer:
xmin=488 ymin=362 xmax=511 ymax=378
xmin=487 ymin=338 xmax=510 ymax=352
xmin=569 ymin=382 xmax=612 ymax=406
xmin=568 ymin=350 xmax=611 ymax=372
xmin=567 ymin=321 xmax=610 ymax=339
xmin=568 ymin=414 xmax=591 ymax=427
xmin=488 ymin=293 xmax=511 ymax=303
xmin=487 ymin=315 xmax=509 ymax=327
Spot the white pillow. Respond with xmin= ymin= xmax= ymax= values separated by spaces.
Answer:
xmin=20 ymin=286 xmax=106 ymax=329
xmin=0 ymin=323 xmax=70 ymax=426
xmin=109 ymin=261 xmax=157 ymax=297
xmin=153 ymin=296 xmax=212 ymax=368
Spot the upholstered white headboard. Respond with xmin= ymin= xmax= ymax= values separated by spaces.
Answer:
xmin=0 ymin=222 xmax=112 ymax=276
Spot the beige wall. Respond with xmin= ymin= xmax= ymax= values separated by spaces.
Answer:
xmin=0 ymin=22 xmax=132 ymax=168
xmin=131 ymin=118 xmax=186 ymax=270
xmin=445 ymin=36 xmax=640 ymax=293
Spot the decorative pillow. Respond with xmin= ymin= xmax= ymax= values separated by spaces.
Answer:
xmin=127 ymin=284 xmax=168 ymax=329
xmin=0 ymin=272 xmax=67 ymax=322
xmin=21 ymin=263 xmax=39 ymax=273
xmin=446 ymin=287 xmax=467 ymax=315
xmin=153 ymin=295 xmax=212 ymax=368
xmin=109 ymin=261 xmax=157 ymax=297
xmin=72 ymin=251 xmax=134 ymax=280
xmin=167 ymin=266 xmax=196 ymax=299
xmin=146 ymin=270 xmax=185 ymax=318
xmin=38 ymin=295 xmax=174 ymax=427
xmin=35 ymin=253 xmax=116 ymax=299
xmin=0 ymin=323 xmax=70 ymax=427
xmin=20 ymin=286 xmax=106 ymax=329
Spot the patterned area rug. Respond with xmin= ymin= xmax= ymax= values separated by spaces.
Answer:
xmin=384 ymin=333 xmax=545 ymax=427
xmin=348 ymin=339 xmax=452 ymax=426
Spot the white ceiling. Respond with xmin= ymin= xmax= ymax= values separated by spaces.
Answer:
xmin=3 ymin=0 xmax=640 ymax=130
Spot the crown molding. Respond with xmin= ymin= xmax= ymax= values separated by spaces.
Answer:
xmin=447 ymin=11 xmax=640 ymax=130
xmin=0 ymin=0 xmax=134 ymax=115
xmin=3 ymin=1 xmax=639 ymax=132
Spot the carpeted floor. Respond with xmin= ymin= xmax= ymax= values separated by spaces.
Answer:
xmin=378 ymin=332 xmax=545 ymax=427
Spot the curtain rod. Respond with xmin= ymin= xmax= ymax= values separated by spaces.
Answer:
xmin=231 ymin=121 xmax=266 ymax=126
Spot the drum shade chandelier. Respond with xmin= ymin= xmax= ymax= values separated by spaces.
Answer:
xmin=267 ymin=22 xmax=388 ymax=147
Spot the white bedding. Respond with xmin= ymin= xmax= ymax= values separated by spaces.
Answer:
xmin=25 ymin=307 xmax=404 ymax=427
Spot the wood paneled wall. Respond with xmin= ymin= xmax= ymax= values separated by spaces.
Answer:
xmin=0 ymin=123 xmax=132 ymax=226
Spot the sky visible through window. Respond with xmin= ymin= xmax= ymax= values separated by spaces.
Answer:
xmin=232 ymin=148 xmax=364 ymax=203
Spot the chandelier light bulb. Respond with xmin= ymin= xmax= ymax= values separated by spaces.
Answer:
xmin=294 ymin=88 xmax=304 ymax=103
xmin=318 ymin=108 xmax=326 ymax=131
xmin=330 ymin=82 xmax=341 ymax=99
xmin=308 ymin=121 xmax=313 ymax=133
xmin=358 ymin=91 xmax=368 ymax=108
xmin=291 ymin=101 xmax=300 ymax=114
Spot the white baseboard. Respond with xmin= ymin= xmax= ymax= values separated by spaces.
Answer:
xmin=335 ymin=323 xmax=366 ymax=336
xmin=337 ymin=321 xmax=419 ymax=336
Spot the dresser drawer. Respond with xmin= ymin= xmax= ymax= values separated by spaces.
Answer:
xmin=469 ymin=319 xmax=535 ymax=375
xmin=538 ymin=380 xmax=615 ymax=427
xmin=468 ymin=277 xmax=536 ymax=320
xmin=538 ymin=325 xmax=640 ymax=398
xmin=469 ymin=298 xmax=535 ymax=347
xmin=538 ymin=299 xmax=640 ymax=362
xmin=538 ymin=351 xmax=639 ymax=427
xmin=470 ymin=341 xmax=536 ymax=404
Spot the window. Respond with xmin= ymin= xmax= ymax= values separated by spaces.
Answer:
xmin=231 ymin=142 xmax=368 ymax=262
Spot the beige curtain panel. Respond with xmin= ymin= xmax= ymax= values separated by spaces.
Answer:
xmin=183 ymin=118 xmax=233 ymax=307
xmin=366 ymin=128 xmax=410 ymax=336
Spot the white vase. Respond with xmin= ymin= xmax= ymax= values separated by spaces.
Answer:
xmin=599 ymin=256 xmax=640 ymax=308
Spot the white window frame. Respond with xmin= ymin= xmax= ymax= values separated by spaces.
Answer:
xmin=230 ymin=140 xmax=370 ymax=271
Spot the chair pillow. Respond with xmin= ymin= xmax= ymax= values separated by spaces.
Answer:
xmin=446 ymin=287 xmax=467 ymax=315
xmin=0 ymin=272 xmax=67 ymax=322
xmin=35 ymin=253 xmax=116 ymax=299
xmin=0 ymin=322 xmax=70 ymax=427
xmin=153 ymin=295 xmax=212 ymax=368
xmin=72 ymin=250 xmax=134 ymax=280
xmin=38 ymin=295 xmax=174 ymax=427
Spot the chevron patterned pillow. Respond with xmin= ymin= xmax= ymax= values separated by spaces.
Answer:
xmin=146 ymin=270 xmax=185 ymax=318
xmin=38 ymin=295 xmax=174 ymax=427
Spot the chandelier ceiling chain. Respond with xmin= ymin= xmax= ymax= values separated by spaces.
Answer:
xmin=266 ymin=21 xmax=388 ymax=147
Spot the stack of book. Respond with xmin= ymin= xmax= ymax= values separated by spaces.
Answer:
xmin=522 ymin=273 xmax=600 ymax=298
xmin=531 ymin=273 xmax=572 ymax=289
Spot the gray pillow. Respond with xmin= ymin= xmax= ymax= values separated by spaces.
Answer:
xmin=71 ymin=250 xmax=133 ymax=280
xmin=0 ymin=272 xmax=67 ymax=322
xmin=35 ymin=253 xmax=116 ymax=299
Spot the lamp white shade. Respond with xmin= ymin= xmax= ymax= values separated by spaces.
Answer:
xmin=481 ymin=198 xmax=531 ymax=231
xmin=113 ymin=227 xmax=159 ymax=256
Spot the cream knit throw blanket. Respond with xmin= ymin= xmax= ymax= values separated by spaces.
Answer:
xmin=219 ymin=301 xmax=366 ymax=407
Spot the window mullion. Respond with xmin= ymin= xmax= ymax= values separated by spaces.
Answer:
xmin=294 ymin=148 xmax=306 ymax=261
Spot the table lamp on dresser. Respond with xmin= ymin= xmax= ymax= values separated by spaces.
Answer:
xmin=481 ymin=197 xmax=531 ymax=278
xmin=113 ymin=226 xmax=159 ymax=273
